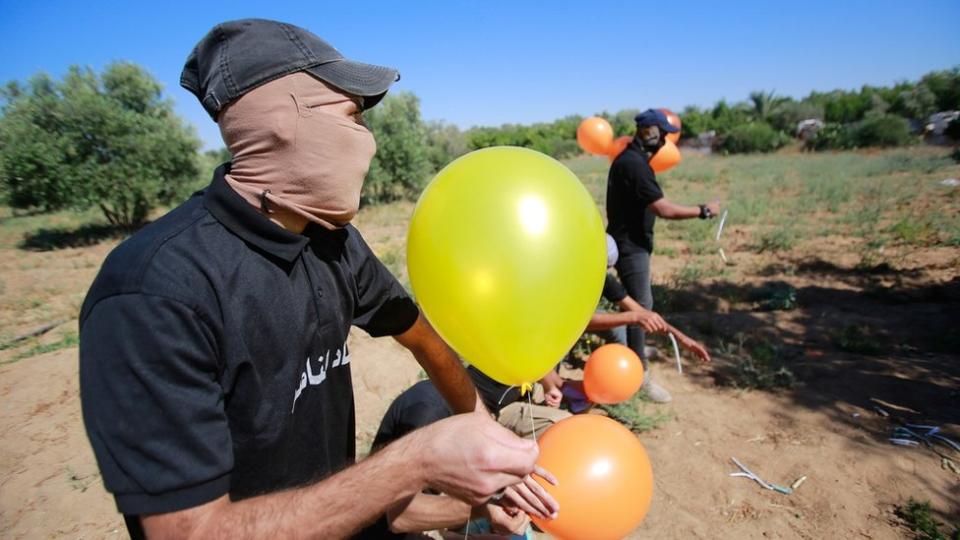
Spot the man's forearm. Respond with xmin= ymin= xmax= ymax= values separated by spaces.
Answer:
xmin=397 ymin=314 xmax=483 ymax=413
xmin=585 ymin=312 xmax=635 ymax=331
xmin=146 ymin=432 xmax=428 ymax=540
xmin=649 ymin=198 xmax=701 ymax=219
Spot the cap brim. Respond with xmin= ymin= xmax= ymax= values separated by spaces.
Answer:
xmin=305 ymin=59 xmax=399 ymax=109
xmin=663 ymin=124 xmax=680 ymax=133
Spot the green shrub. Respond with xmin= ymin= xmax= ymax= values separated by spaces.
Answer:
xmin=808 ymin=114 xmax=913 ymax=150
xmin=847 ymin=113 xmax=914 ymax=148
xmin=754 ymin=224 xmax=797 ymax=253
xmin=363 ymin=92 xmax=433 ymax=204
xmin=896 ymin=498 xmax=958 ymax=540
xmin=716 ymin=333 xmax=797 ymax=390
xmin=806 ymin=123 xmax=848 ymax=150
xmin=718 ymin=122 xmax=789 ymax=154
xmin=768 ymin=100 xmax=824 ymax=133
xmin=0 ymin=64 xmax=201 ymax=228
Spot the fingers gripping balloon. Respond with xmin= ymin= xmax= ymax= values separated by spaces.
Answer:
xmin=532 ymin=415 xmax=655 ymax=539
xmin=407 ymin=147 xmax=606 ymax=386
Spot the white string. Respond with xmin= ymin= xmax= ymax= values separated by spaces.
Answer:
xmin=669 ymin=332 xmax=682 ymax=375
xmin=527 ymin=390 xmax=538 ymax=444
xmin=715 ymin=209 xmax=728 ymax=241
xmin=716 ymin=210 xmax=729 ymax=264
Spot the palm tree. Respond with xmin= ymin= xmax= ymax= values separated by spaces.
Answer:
xmin=749 ymin=90 xmax=787 ymax=121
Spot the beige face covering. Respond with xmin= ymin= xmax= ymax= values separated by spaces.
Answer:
xmin=218 ymin=72 xmax=376 ymax=230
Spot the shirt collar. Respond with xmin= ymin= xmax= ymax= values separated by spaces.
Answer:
xmin=626 ymin=138 xmax=654 ymax=161
xmin=203 ymin=163 xmax=309 ymax=262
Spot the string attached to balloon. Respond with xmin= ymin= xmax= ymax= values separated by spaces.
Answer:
xmin=715 ymin=210 xmax=728 ymax=241
xmin=716 ymin=209 xmax=729 ymax=264
xmin=668 ymin=332 xmax=682 ymax=375
xmin=527 ymin=391 xmax=538 ymax=445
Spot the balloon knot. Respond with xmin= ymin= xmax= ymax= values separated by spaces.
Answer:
xmin=520 ymin=382 xmax=533 ymax=396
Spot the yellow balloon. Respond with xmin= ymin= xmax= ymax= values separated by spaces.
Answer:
xmin=407 ymin=147 xmax=606 ymax=386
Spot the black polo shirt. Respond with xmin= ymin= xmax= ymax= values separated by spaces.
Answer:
xmin=79 ymin=164 xmax=419 ymax=522
xmin=602 ymin=272 xmax=628 ymax=303
xmin=606 ymin=139 xmax=664 ymax=254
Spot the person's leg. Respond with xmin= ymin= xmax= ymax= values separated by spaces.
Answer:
xmin=614 ymin=250 xmax=653 ymax=370
xmin=497 ymin=402 xmax=571 ymax=439
xmin=614 ymin=250 xmax=671 ymax=402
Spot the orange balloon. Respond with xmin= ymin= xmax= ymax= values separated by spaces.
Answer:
xmin=583 ymin=343 xmax=644 ymax=404
xmin=649 ymin=139 xmax=681 ymax=173
xmin=577 ymin=117 xmax=614 ymax=156
xmin=607 ymin=135 xmax=632 ymax=162
xmin=659 ymin=108 xmax=682 ymax=144
xmin=532 ymin=415 xmax=654 ymax=540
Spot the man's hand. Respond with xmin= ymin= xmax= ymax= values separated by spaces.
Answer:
xmin=417 ymin=412 xmax=539 ymax=506
xmin=482 ymin=503 xmax=530 ymax=535
xmin=500 ymin=466 xmax=559 ymax=520
xmin=706 ymin=199 xmax=721 ymax=217
xmin=678 ymin=334 xmax=711 ymax=363
xmin=629 ymin=309 xmax=668 ymax=334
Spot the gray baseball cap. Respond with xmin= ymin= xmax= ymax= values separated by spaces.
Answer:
xmin=180 ymin=18 xmax=400 ymax=120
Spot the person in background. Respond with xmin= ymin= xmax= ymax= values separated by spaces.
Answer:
xmin=606 ymin=110 xmax=721 ymax=402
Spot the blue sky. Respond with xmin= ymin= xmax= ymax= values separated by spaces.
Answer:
xmin=2 ymin=0 xmax=958 ymax=150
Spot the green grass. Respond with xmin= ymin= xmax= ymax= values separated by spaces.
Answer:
xmin=3 ymin=332 xmax=79 ymax=364
xmin=897 ymin=498 xmax=959 ymax=540
xmin=834 ymin=324 xmax=882 ymax=355
xmin=715 ymin=333 xmax=797 ymax=390
xmin=753 ymin=224 xmax=798 ymax=253
xmin=600 ymin=392 xmax=673 ymax=433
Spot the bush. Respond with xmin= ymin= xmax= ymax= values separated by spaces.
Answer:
xmin=768 ymin=100 xmax=824 ymax=133
xmin=363 ymin=92 xmax=432 ymax=204
xmin=424 ymin=121 xmax=467 ymax=173
xmin=0 ymin=64 xmax=201 ymax=228
xmin=807 ymin=114 xmax=914 ymax=150
xmin=717 ymin=122 xmax=789 ymax=154
xmin=465 ymin=115 xmax=581 ymax=159
xmin=847 ymin=113 xmax=913 ymax=148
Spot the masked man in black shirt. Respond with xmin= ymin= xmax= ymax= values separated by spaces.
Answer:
xmin=79 ymin=19 xmax=554 ymax=539
xmin=606 ymin=109 xmax=721 ymax=402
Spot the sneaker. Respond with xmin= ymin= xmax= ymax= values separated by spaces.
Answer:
xmin=641 ymin=377 xmax=672 ymax=403
xmin=644 ymin=345 xmax=660 ymax=361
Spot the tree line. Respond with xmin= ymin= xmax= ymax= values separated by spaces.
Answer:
xmin=2 ymin=63 xmax=958 ymax=227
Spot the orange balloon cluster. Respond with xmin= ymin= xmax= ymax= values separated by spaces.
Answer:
xmin=583 ymin=343 xmax=644 ymax=404
xmin=650 ymin=139 xmax=682 ymax=172
xmin=576 ymin=117 xmax=614 ymax=156
xmin=577 ymin=111 xmax=683 ymax=173
xmin=607 ymin=135 xmax=631 ymax=163
xmin=532 ymin=415 xmax=655 ymax=540
xmin=660 ymin=107 xmax=682 ymax=144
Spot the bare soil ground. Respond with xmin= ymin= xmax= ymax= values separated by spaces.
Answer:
xmin=1 ymin=150 xmax=958 ymax=539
